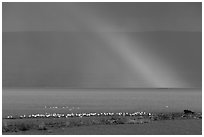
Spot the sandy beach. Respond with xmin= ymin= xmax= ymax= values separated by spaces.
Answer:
xmin=3 ymin=111 xmax=202 ymax=135
xmin=3 ymin=119 xmax=202 ymax=135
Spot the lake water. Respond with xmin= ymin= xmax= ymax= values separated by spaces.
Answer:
xmin=2 ymin=88 xmax=202 ymax=117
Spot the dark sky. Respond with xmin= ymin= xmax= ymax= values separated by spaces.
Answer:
xmin=2 ymin=2 xmax=202 ymax=88
xmin=3 ymin=2 xmax=201 ymax=32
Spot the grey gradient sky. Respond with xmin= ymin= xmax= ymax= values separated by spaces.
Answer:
xmin=2 ymin=2 xmax=202 ymax=88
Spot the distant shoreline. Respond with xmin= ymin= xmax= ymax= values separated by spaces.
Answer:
xmin=3 ymin=87 xmax=202 ymax=90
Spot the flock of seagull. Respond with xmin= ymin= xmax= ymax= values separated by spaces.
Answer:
xmin=44 ymin=106 xmax=80 ymax=111
xmin=5 ymin=111 xmax=152 ymax=119
xmin=45 ymin=106 xmax=80 ymax=109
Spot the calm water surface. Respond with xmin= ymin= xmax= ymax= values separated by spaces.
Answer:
xmin=2 ymin=88 xmax=201 ymax=117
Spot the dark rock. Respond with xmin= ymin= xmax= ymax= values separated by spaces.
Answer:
xmin=184 ymin=110 xmax=195 ymax=115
